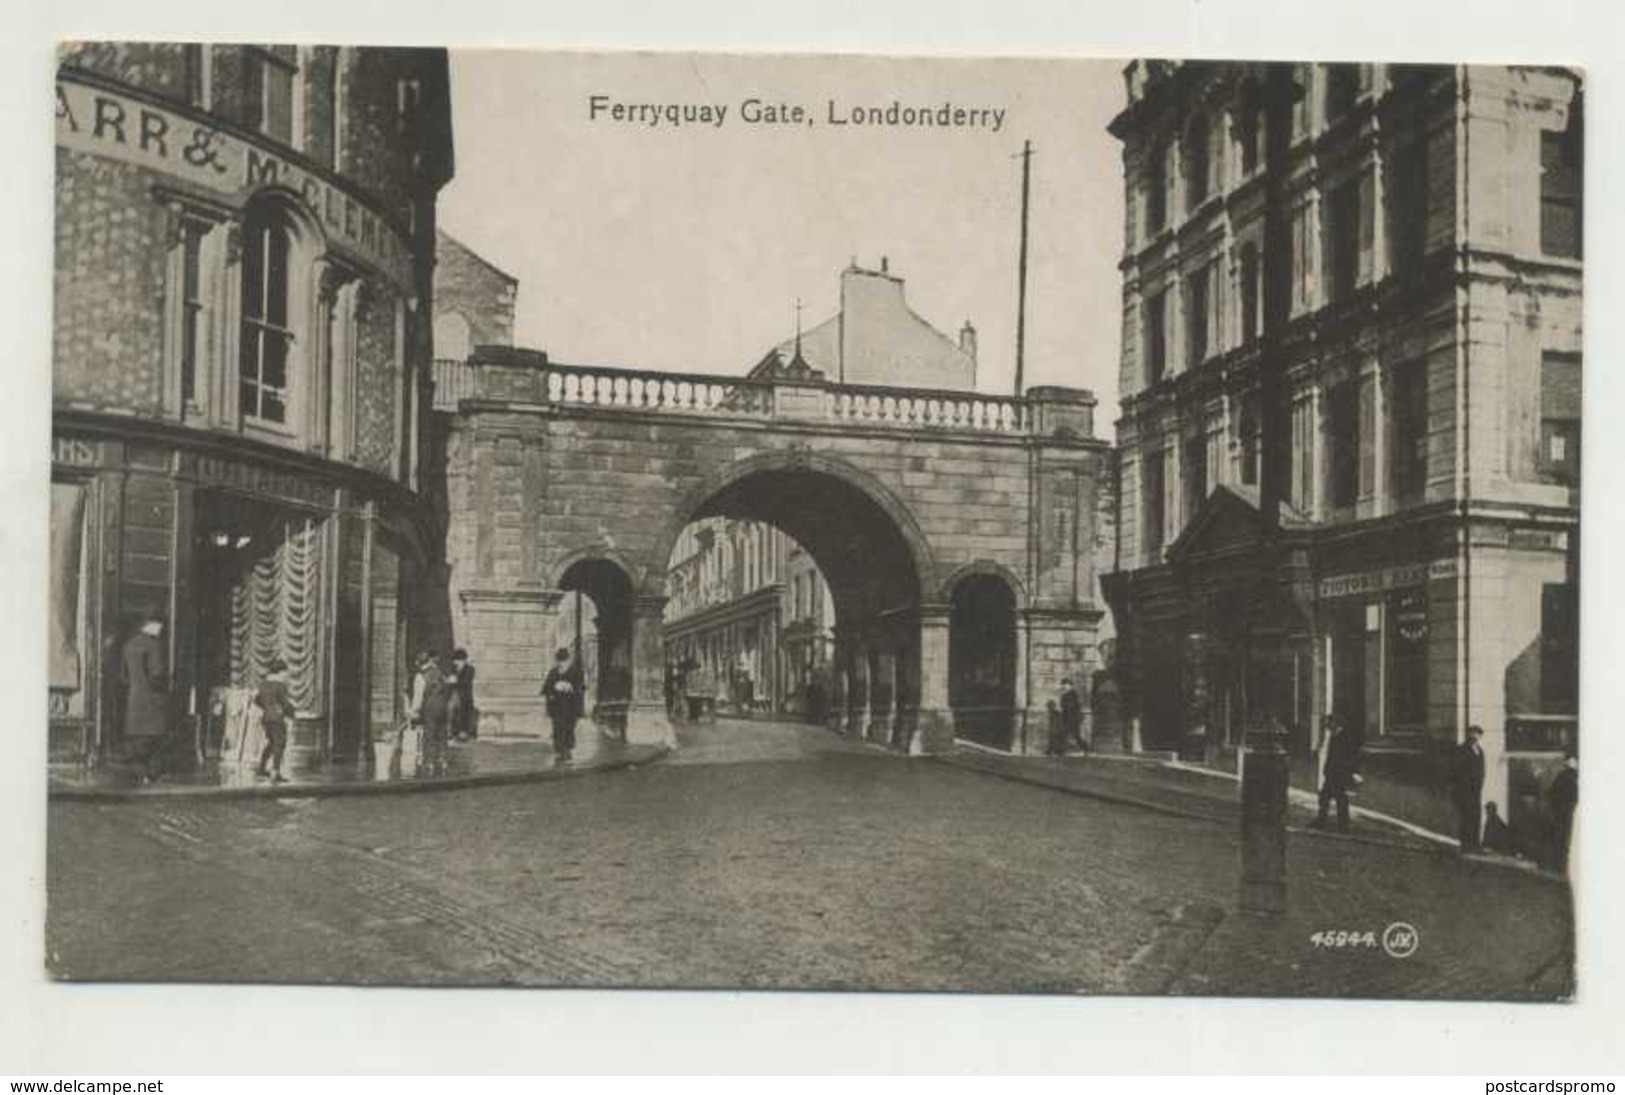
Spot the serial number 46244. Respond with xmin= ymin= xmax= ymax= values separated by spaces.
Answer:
xmin=1310 ymin=930 xmax=1379 ymax=949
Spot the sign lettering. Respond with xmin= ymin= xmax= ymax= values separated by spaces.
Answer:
xmin=52 ymin=436 xmax=99 ymax=467
xmin=56 ymin=77 xmax=414 ymax=290
xmin=1318 ymin=559 xmax=1457 ymax=600
xmin=186 ymin=454 xmax=330 ymax=508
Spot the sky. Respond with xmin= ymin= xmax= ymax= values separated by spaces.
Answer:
xmin=437 ymin=49 xmax=1127 ymax=412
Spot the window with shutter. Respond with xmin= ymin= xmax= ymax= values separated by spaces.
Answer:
xmin=1142 ymin=453 xmax=1166 ymax=555
xmin=1327 ymin=178 xmax=1361 ymax=302
xmin=1326 ymin=381 xmax=1360 ymax=510
xmin=1186 ymin=267 xmax=1209 ymax=366
xmin=1186 ymin=115 xmax=1210 ymax=210
xmin=1239 ymin=242 xmax=1261 ymax=343
xmin=1389 ymin=363 xmax=1428 ymax=503
xmin=1144 ymin=142 xmax=1167 ymax=235
xmin=1540 ymin=118 xmax=1582 ymax=259
xmin=1238 ymin=398 xmax=1260 ymax=486
xmin=1144 ymin=288 xmax=1168 ymax=383
xmin=1539 ymin=351 xmax=1581 ymax=486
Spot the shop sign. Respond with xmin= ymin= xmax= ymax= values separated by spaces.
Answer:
xmin=52 ymin=436 xmax=100 ymax=468
xmin=1393 ymin=588 xmax=1428 ymax=644
xmin=184 ymin=453 xmax=332 ymax=508
xmin=55 ymin=77 xmax=413 ymax=290
xmin=1317 ymin=559 xmax=1458 ymax=600
xmin=1506 ymin=717 xmax=1576 ymax=754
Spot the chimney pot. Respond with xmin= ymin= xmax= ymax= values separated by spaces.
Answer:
xmin=959 ymin=319 xmax=978 ymax=362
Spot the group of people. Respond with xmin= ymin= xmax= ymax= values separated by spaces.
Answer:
xmin=1312 ymin=715 xmax=1578 ymax=871
xmin=404 ymin=648 xmax=479 ymax=774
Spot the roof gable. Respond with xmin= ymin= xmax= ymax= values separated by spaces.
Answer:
xmin=1166 ymin=484 xmax=1310 ymax=563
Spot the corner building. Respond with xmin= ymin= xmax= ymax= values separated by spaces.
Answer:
xmin=51 ymin=44 xmax=454 ymax=766
xmin=1102 ymin=62 xmax=1581 ymax=820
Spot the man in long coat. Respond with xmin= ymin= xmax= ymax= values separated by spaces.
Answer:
xmin=120 ymin=613 xmax=169 ymax=781
xmin=1546 ymin=752 xmax=1578 ymax=873
xmin=542 ymin=646 xmax=585 ymax=765
xmin=1058 ymin=678 xmax=1088 ymax=754
xmin=1313 ymin=715 xmax=1359 ymax=832
xmin=1452 ymin=724 xmax=1488 ymax=854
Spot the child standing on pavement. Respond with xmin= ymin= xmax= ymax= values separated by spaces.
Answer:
xmin=253 ymin=657 xmax=296 ymax=784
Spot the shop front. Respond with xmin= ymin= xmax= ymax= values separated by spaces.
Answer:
xmin=48 ymin=415 xmax=433 ymax=772
xmin=1107 ymin=486 xmax=1460 ymax=767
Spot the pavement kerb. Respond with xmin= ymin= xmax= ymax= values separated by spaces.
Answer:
xmin=931 ymin=749 xmax=1567 ymax=882
xmin=48 ymin=744 xmax=673 ymax=804
xmin=930 ymin=752 xmax=1232 ymax=827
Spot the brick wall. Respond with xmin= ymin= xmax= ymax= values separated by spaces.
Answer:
xmin=53 ymin=149 xmax=169 ymax=415
xmin=58 ymin=42 xmax=192 ymax=101
xmin=353 ymin=282 xmax=403 ymax=477
xmin=55 ymin=44 xmax=449 ymax=487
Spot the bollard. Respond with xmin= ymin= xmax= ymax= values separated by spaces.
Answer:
xmin=1240 ymin=724 xmax=1290 ymax=915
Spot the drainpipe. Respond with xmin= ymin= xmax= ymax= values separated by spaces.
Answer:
xmin=1454 ymin=67 xmax=1473 ymax=751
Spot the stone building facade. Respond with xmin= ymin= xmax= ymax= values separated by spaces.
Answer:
xmin=663 ymin=519 xmax=833 ymax=718
xmin=1101 ymin=62 xmax=1581 ymax=822
xmin=51 ymin=43 xmax=454 ymax=767
xmin=433 ymin=230 xmax=518 ymax=361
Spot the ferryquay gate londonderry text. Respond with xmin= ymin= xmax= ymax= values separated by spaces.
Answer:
xmin=588 ymin=95 xmax=1007 ymax=132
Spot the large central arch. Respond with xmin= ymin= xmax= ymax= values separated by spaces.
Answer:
xmin=648 ymin=448 xmax=935 ymax=603
xmin=646 ymin=449 xmax=941 ymax=749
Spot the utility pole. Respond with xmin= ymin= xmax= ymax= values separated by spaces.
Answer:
xmin=1014 ymin=139 xmax=1033 ymax=397
xmin=1239 ymin=62 xmax=1303 ymax=918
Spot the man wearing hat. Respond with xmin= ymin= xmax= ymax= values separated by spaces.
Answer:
xmin=119 ymin=611 xmax=170 ymax=783
xmin=1451 ymin=724 xmax=1488 ymax=854
xmin=542 ymin=646 xmax=585 ymax=766
xmin=253 ymin=657 xmax=297 ymax=784
xmin=409 ymin=650 xmax=451 ymax=775
xmin=1312 ymin=714 xmax=1359 ymax=832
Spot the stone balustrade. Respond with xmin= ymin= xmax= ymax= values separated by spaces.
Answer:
xmin=432 ymin=357 xmax=1047 ymax=437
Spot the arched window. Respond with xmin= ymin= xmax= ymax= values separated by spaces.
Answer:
xmin=434 ymin=311 xmax=473 ymax=362
xmin=239 ymin=206 xmax=295 ymax=424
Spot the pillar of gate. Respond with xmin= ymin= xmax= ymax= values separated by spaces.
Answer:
xmin=845 ymin=634 xmax=870 ymax=737
xmin=913 ymin=606 xmax=954 ymax=754
xmin=1016 ymin=607 xmax=1104 ymax=755
xmin=827 ymin=631 xmax=849 ymax=734
xmin=625 ymin=594 xmax=677 ymax=747
xmin=454 ymin=588 xmax=562 ymax=739
xmin=868 ymin=646 xmax=897 ymax=743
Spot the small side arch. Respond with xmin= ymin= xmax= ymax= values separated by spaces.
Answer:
xmin=937 ymin=559 xmax=1028 ymax=607
xmin=547 ymin=543 xmax=644 ymax=592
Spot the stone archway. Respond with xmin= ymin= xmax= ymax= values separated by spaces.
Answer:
xmin=649 ymin=451 xmax=944 ymax=750
xmin=556 ymin=556 xmax=636 ymax=738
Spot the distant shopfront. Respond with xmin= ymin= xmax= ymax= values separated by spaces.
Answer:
xmin=49 ymin=415 xmax=432 ymax=768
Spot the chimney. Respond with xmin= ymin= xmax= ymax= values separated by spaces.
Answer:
xmin=959 ymin=319 xmax=977 ymax=363
xmin=880 ymin=255 xmax=889 ymax=274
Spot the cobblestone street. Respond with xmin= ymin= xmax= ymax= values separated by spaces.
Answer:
xmin=47 ymin=719 xmax=1572 ymax=997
